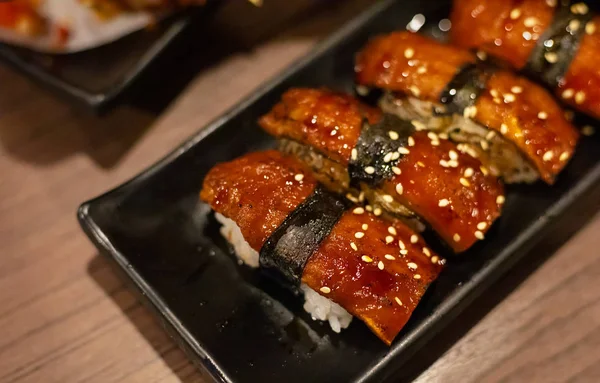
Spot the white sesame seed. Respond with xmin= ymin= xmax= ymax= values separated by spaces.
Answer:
xmin=586 ymin=21 xmax=596 ymax=35
xmin=464 ymin=168 xmax=474 ymax=177
xmin=350 ymin=242 xmax=358 ymax=251
xmin=383 ymin=152 xmax=393 ymax=162
xmin=439 ymin=133 xmax=449 ymax=140
xmin=423 ymin=247 xmax=431 ymax=257
xmin=330 ymin=129 xmax=337 ymax=136
xmin=294 ymin=173 xmax=304 ymax=182
xmin=545 ymin=52 xmax=558 ymax=64
xmin=463 ymin=105 xmax=478 ymax=119
xmin=559 ymin=152 xmax=569 ymax=162
xmin=392 ymin=166 xmax=401 ymax=175
xmin=359 ymin=192 xmax=364 ymax=202
xmin=400 ymin=249 xmax=408 ymax=255
xmin=398 ymin=240 xmax=405 ymax=250
xmin=427 ymin=132 xmax=438 ymax=140
xmin=490 ymin=89 xmax=499 ymax=97
xmin=582 ymin=125 xmax=595 ymax=136
xmin=408 ymin=136 xmax=415 ymax=146
xmin=431 ymin=255 xmax=439 ymax=264
xmin=387 ymin=226 xmax=397 ymax=236
xmin=355 ymin=232 xmax=365 ymax=239
xmin=504 ymin=93 xmax=516 ymax=103
xmin=404 ymin=47 xmax=415 ymax=59
xmin=571 ymin=2 xmax=588 ymax=14
xmin=383 ymin=194 xmax=394 ymax=203
xmin=575 ymin=91 xmax=586 ymax=105
xmin=407 ymin=262 xmax=418 ymax=270
xmin=448 ymin=160 xmax=459 ymax=168
xmin=430 ymin=140 xmax=440 ymax=146
xmin=353 ymin=207 xmax=364 ymax=215
xmin=378 ymin=261 xmax=385 ymax=270
xmin=569 ymin=19 xmax=581 ymax=32
xmin=438 ymin=199 xmax=450 ymax=207
xmin=385 ymin=254 xmax=395 ymax=260
xmin=501 ymin=123 xmax=508 ymax=134
xmin=320 ymin=286 xmax=331 ymax=294
xmin=409 ymin=85 xmax=421 ymax=97
xmin=486 ymin=131 xmax=497 ymax=141
xmin=396 ymin=183 xmax=404 ymax=195
xmin=449 ymin=150 xmax=458 ymax=160
xmin=510 ymin=8 xmax=521 ymax=20
xmin=562 ymin=88 xmax=575 ymax=99
xmin=374 ymin=207 xmax=382 ymax=216
xmin=411 ymin=120 xmax=427 ymax=131
xmin=524 ymin=17 xmax=539 ymax=27
xmin=346 ymin=193 xmax=358 ymax=203
xmin=460 ymin=177 xmax=471 ymax=187
xmin=453 ymin=233 xmax=461 ymax=242
xmin=496 ymin=195 xmax=505 ymax=205
xmin=480 ymin=166 xmax=490 ymax=176
xmin=351 ymin=148 xmax=358 ymax=161
xmin=395 ymin=297 xmax=403 ymax=306
xmin=511 ymin=86 xmax=523 ymax=94
xmin=538 ymin=111 xmax=548 ymax=120
xmin=398 ymin=147 xmax=410 ymax=155
xmin=417 ymin=66 xmax=427 ymax=74
xmin=388 ymin=131 xmax=399 ymax=140
xmin=410 ymin=234 xmax=418 ymax=244
xmin=365 ymin=205 xmax=373 ymax=212
xmin=476 ymin=50 xmax=488 ymax=61
xmin=475 ymin=231 xmax=485 ymax=240
xmin=361 ymin=255 xmax=373 ymax=263
xmin=543 ymin=151 xmax=554 ymax=162
xmin=439 ymin=159 xmax=449 ymax=167
xmin=364 ymin=166 xmax=375 ymax=174
xmin=392 ymin=152 xmax=401 ymax=160
xmin=385 ymin=235 xmax=394 ymax=244
xmin=480 ymin=140 xmax=489 ymax=151
xmin=477 ymin=222 xmax=488 ymax=230
xmin=362 ymin=223 xmax=369 ymax=230
xmin=414 ymin=274 xmax=422 ymax=280
xmin=417 ymin=161 xmax=425 ymax=167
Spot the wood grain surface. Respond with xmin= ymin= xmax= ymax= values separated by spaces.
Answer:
xmin=0 ymin=1 xmax=599 ymax=382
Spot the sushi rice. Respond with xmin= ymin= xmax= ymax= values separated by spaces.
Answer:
xmin=215 ymin=212 xmax=353 ymax=333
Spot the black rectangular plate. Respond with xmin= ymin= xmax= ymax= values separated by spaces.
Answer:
xmin=78 ymin=0 xmax=600 ymax=382
xmin=0 ymin=3 xmax=217 ymax=112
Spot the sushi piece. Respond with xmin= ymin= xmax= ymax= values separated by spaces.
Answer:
xmin=355 ymin=31 xmax=580 ymax=185
xmin=200 ymin=150 xmax=443 ymax=345
xmin=259 ymin=88 xmax=504 ymax=253
xmin=450 ymin=0 xmax=600 ymax=120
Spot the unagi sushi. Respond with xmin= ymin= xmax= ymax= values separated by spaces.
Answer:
xmin=259 ymin=88 xmax=504 ymax=253
xmin=450 ymin=0 xmax=600 ymax=120
xmin=200 ymin=150 xmax=443 ymax=345
xmin=355 ymin=31 xmax=580 ymax=184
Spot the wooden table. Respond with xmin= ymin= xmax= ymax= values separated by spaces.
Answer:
xmin=1 ymin=1 xmax=599 ymax=382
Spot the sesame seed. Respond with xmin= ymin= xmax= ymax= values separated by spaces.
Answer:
xmin=486 ymin=131 xmax=497 ymax=141
xmin=575 ymin=91 xmax=586 ymax=104
xmin=463 ymin=105 xmax=478 ymax=119
xmin=388 ymin=131 xmax=399 ymax=140
xmin=569 ymin=19 xmax=581 ymax=32
xmin=510 ymin=8 xmax=521 ymax=20
xmin=378 ymin=261 xmax=385 ymax=270
xmin=477 ymin=222 xmax=488 ymax=230
xmin=439 ymin=159 xmax=449 ymax=167
xmin=383 ymin=194 xmax=394 ymax=203
xmin=404 ymin=47 xmax=415 ymax=59
xmin=475 ymin=231 xmax=485 ymax=240
xmin=320 ymin=286 xmax=331 ymax=294
xmin=511 ymin=86 xmax=523 ymax=94
xmin=396 ymin=183 xmax=404 ymax=195
xmin=586 ymin=21 xmax=596 ymax=35
xmin=571 ymin=3 xmax=588 ymax=15
xmin=453 ymin=233 xmax=461 ymax=242
xmin=350 ymin=242 xmax=358 ymax=251
xmin=364 ymin=166 xmax=375 ymax=174
xmin=543 ymin=150 xmax=554 ymax=161
xmin=524 ymin=17 xmax=539 ymax=27
xmin=411 ymin=120 xmax=427 ymax=131
xmin=392 ymin=152 xmax=401 ymax=160
xmin=417 ymin=66 xmax=427 ymax=74
xmin=410 ymin=234 xmax=418 ymax=244
xmin=562 ymin=88 xmax=575 ymax=99
xmin=538 ymin=111 xmax=548 ymax=120
xmin=358 ymin=192 xmax=364 ymax=202
xmin=400 ymin=249 xmax=408 ymax=255
xmin=500 ymin=123 xmax=508 ymax=134
xmin=395 ymin=297 xmax=403 ymax=306
xmin=362 ymin=223 xmax=369 ymax=230
xmin=346 ymin=193 xmax=358 ymax=203
xmin=330 ymin=129 xmax=337 ymax=136
xmin=409 ymin=86 xmax=421 ymax=97
xmin=545 ymin=52 xmax=558 ymax=63
xmin=496 ymin=195 xmax=506 ymax=205
xmin=480 ymin=166 xmax=490 ymax=176
xmin=464 ymin=168 xmax=474 ymax=177
xmin=476 ymin=50 xmax=488 ymax=61
xmin=504 ymin=93 xmax=516 ymax=103
xmin=383 ymin=152 xmax=393 ymax=162
xmin=582 ymin=125 xmax=595 ymax=136
xmin=427 ymin=132 xmax=438 ymax=140
xmin=417 ymin=161 xmax=425 ymax=167
xmin=365 ymin=205 xmax=373 ymax=212
xmin=353 ymin=207 xmax=364 ymax=214
xmin=355 ymin=232 xmax=365 ymax=239
xmin=392 ymin=166 xmax=402 ymax=175
xmin=480 ymin=140 xmax=490 ymax=151
xmin=448 ymin=160 xmax=459 ymax=168
xmin=351 ymin=148 xmax=358 ymax=161
xmin=294 ymin=173 xmax=304 ymax=182
xmin=398 ymin=240 xmax=405 ymax=249
xmin=439 ymin=133 xmax=449 ymax=140
xmin=414 ymin=274 xmax=422 ymax=280
xmin=460 ymin=177 xmax=471 ymax=187
xmin=374 ymin=207 xmax=383 ymax=216
xmin=407 ymin=262 xmax=418 ymax=270
xmin=490 ymin=89 xmax=499 ymax=97
xmin=408 ymin=136 xmax=415 ymax=146
xmin=398 ymin=147 xmax=410 ymax=155
xmin=423 ymin=247 xmax=431 ymax=257
xmin=388 ymin=226 xmax=397 ymax=235
xmin=449 ymin=150 xmax=458 ymax=160
xmin=438 ymin=198 xmax=450 ymax=207
xmin=430 ymin=140 xmax=440 ymax=146
xmin=385 ymin=236 xmax=394 ymax=244
xmin=559 ymin=151 xmax=569 ymax=162
xmin=385 ymin=254 xmax=395 ymax=260
xmin=361 ymin=255 xmax=373 ymax=263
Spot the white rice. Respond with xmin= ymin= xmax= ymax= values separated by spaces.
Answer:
xmin=215 ymin=212 xmax=353 ymax=333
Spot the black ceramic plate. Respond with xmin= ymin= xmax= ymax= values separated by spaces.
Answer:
xmin=0 ymin=3 xmax=218 ymax=112
xmin=78 ymin=0 xmax=600 ymax=382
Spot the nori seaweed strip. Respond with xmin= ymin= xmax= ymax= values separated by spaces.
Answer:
xmin=259 ymin=186 xmax=347 ymax=285
xmin=438 ymin=63 xmax=492 ymax=115
xmin=525 ymin=3 xmax=593 ymax=88
xmin=348 ymin=113 xmax=414 ymax=188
